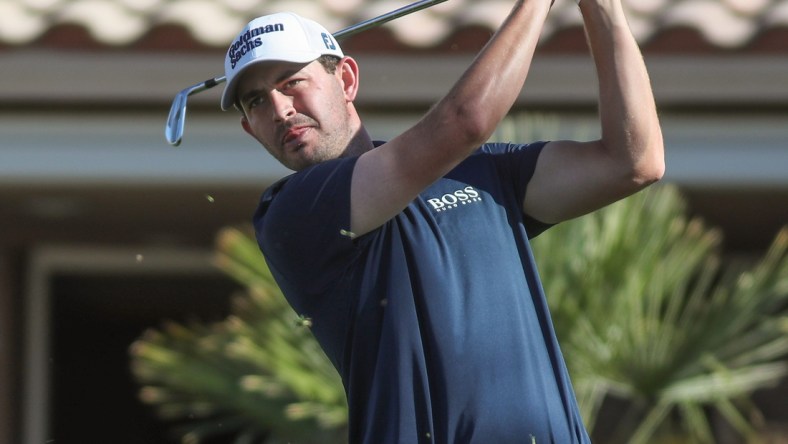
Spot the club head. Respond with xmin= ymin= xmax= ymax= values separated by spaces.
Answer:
xmin=165 ymin=76 xmax=226 ymax=146
xmin=165 ymin=89 xmax=188 ymax=146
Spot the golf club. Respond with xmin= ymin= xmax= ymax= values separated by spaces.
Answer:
xmin=165 ymin=0 xmax=448 ymax=146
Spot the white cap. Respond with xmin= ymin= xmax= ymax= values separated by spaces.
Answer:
xmin=221 ymin=12 xmax=344 ymax=110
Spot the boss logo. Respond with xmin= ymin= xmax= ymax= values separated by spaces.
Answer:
xmin=427 ymin=186 xmax=482 ymax=212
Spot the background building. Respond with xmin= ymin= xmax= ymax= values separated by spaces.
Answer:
xmin=1 ymin=0 xmax=786 ymax=442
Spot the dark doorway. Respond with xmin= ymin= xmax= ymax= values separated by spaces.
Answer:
xmin=48 ymin=273 xmax=239 ymax=443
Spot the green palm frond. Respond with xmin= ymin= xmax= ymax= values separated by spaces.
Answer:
xmin=532 ymin=184 xmax=788 ymax=443
xmin=130 ymin=227 xmax=347 ymax=443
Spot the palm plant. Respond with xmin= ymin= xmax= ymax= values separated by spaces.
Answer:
xmin=531 ymin=184 xmax=788 ymax=443
xmin=129 ymin=226 xmax=347 ymax=443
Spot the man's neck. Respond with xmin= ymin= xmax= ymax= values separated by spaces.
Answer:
xmin=341 ymin=125 xmax=375 ymax=158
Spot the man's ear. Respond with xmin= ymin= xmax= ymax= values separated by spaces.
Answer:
xmin=240 ymin=115 xmax=257 ymax=140
xmin=240 ymin=115 xmax=274 ymax=153
xmin=338 ymin=56 xmax=360 ymax=102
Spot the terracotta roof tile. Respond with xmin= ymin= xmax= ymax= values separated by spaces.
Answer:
xmin=0 ymin=0 xmax=785 ymax=52
xmin=767 ymin=0 xmax=788 ymax=25
xmin=663 ymin=0 xmax=756 ymax=47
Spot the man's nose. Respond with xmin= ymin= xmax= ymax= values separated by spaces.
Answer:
xmin=270 ymin=90 xmax=295 ymax=122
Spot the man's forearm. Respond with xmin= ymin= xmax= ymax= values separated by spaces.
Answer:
xmin=581 ymin=0 xmax=664 ymax=182
xmin=427 ymin=0 xmax=552 ymax=148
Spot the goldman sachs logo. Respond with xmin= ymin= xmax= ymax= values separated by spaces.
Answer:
xmin=426 ymin=186 xmax=482 ymax=212
xmin=228 ymin=22 xmax=285 ymax=69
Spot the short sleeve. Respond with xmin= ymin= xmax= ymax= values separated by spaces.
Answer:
xmin=483 ymin=141 xmax=554 ymax=237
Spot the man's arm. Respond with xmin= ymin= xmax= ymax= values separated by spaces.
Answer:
xmin=349 ymin=0 xmax=552 ymax=237
xmin=524 ymin=0 xmax=665 ymax=223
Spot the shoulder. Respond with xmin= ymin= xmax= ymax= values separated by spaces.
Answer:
xmin=253 ymin=156 xmax=359 ymax=257
xmin=259 ymin=175 xmax=290 ymax=205
xmin=257 ymin=156 xmax=358 ymax=216
xmin=450 ymin=141 xmax=548 ymax=177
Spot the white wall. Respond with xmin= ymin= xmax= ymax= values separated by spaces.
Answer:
xmin=1 ymin=111 xmax=785 ymax=188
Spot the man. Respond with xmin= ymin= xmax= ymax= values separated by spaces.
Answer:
xmin=222 ymin=0 xmax=664 ymax=442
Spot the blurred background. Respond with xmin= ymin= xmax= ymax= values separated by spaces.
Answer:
xmin=1 ymin=0 xmax=786 ymax=442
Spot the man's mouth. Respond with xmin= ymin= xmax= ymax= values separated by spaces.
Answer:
xmin=282 ymin=126 xmax=310 ymax=148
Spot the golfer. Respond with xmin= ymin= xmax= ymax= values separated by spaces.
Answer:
xmin=222 ymin=0 xmax=664 ymax=441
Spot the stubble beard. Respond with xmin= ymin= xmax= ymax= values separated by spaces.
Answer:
xmin=285 ymin=110 xmax=355 ymax=172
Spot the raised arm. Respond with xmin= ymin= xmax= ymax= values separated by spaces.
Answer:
xmin=350 ymin=0 xmax=553 ymax=237
xmin=523 ymin=0 xmax=665 ymax=223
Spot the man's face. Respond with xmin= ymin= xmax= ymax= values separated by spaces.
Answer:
xmin=237 ymin=59 xmax=355 ymax=171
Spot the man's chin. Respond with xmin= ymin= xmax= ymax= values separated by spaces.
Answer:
xmin=283 ymin=152 xmax=319 ymax=172
xmin=281 ymin=140 xmax=341 ymax=170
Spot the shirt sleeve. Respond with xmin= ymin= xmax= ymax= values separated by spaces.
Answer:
xmin=253 ymin=156 xmax=360 ymax=298
xmin=483 ymin=141 xmax=554 ymax=238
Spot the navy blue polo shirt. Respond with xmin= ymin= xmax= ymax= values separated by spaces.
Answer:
xmin=254 ymin=142 xmax=590 ymax=443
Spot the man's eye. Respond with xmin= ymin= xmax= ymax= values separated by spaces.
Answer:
xmin=248 ymin=96 xmax=265 ymax=108
xmin=283 ymin=79 xmax=302 ymax=90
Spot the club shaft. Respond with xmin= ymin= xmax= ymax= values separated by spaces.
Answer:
xmin=333 ymin=0 xmax=448 ymax=41
xmin=187 ymin=0 xmax=446 ymax=96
